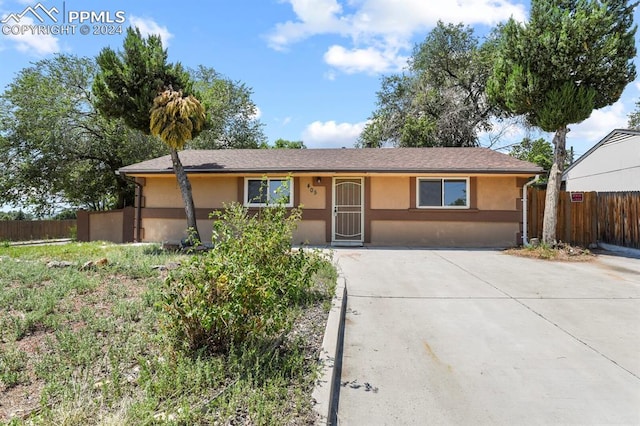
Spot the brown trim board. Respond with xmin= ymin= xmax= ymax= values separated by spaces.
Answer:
xmin=141 ymin=207 xmax=520 ymax=223
xmin=367 ymin=209 xmax=521 ymax=223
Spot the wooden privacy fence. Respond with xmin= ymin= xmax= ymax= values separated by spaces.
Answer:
xmin=528 ymin=189 xmax=640 ymax=249
xmin=0 ymin=220 xmax=76 ymax=242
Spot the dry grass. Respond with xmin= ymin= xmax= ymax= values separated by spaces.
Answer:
xmin=0 ymin=242 xmax=335 ymax=425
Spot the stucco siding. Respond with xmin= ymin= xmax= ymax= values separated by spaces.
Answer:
xmin=137 ymin=173 xmax=525 ymax=247
xmin=293 ymin=220 xmax=326 ymax=245
xmin=142 ymin=218 xmax=215 ymax=244
xmin=476 ymin=176 xmax=519 ymax=210
xmin=299 ymin=176 xmax=326 ymax=209
xmin=370 ymin=221 xmax=519 ymax=247
xmin=144 ymin=176 xmax=239 ymax=209
xmin=370 ymin=177 xmax=410 ymax=209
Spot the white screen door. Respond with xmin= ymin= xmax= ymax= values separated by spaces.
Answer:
xmin=333 ymin=178 xmax=364 ymax=245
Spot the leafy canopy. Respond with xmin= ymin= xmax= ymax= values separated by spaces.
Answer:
xmin=359 ymin=21 xmax=502 ymax=148
xmin=271 ymin=138 xmax=306 ymax=149
xmin=509 ymin=138 xmax=554 ymax=172
xmin=188 ymin=66 xmax=267 ymax=149
xmin=0 ymin=54 xmax=166 ymax=215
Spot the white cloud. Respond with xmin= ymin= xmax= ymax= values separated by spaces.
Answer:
xmin=129 ymin=15 xmax=173 ymax=46
xmin=324 ymin=44 xmax=407 ymax=74
xmin=267 ymin=0 xmax=527 ymax=74
xmin=302 ymin=120 xmax=367 ymax=148
xmin=2 ymin=16 xmax=59 ymax=55
xmin=267 ymin=0 xmax=348 ymax=51
xmin=568 ymin=102 xmax=628 ymax=153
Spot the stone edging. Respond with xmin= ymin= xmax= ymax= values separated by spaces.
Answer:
xmin=312 ymin=273 xmax=347 ymax=425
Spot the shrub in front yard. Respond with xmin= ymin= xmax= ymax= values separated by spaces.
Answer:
xmin=161 ymin=202 xmax=326 ymax=354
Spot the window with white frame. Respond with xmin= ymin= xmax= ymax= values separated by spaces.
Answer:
xmin=417 ymin=178 xmax=469 ymax=208
xmin=244 ymin=178 xmax=293 ymax=207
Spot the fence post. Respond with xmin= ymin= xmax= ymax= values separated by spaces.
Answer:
xmin=77 ymin=210 xmax=90 ymax=242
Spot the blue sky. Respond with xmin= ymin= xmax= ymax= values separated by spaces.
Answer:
xmin=0 ymin=0 xmax=639 ymax=159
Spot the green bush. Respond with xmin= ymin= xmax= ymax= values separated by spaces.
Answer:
xmin=161 ymin=202 xmax=326 ymax=354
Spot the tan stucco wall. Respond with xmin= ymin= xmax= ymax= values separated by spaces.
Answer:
xmin=293 ymin=220 xmax=326 ymax=245
xmin=142 ymin=218 xmax=215 ymax=244
xmin=370 ymin=176 xmax=410 ymax=209
xmin=90 ymin=211 xmax=124 ymax=243
xmin=143 ymin=176 xmax=239 ymax=209
xmin=370 ymin=221 xmax=519 ymax=247
xmin=298 ymin=177 xmax=326 ymax=209
xmin=476 ymin=176 xmax=519 ymax=210
xmin=368 ymin=176 xmax=519 ymax=211
xmin=137 ymin=174 xmax=526 ymax=247
xmin=142 ymin=217 xmax=326 ymax=246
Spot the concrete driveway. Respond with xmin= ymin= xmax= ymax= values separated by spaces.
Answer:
xmin=333 ymin=248 xmax=640 ymax=425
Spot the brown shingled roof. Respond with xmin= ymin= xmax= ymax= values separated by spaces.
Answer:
xmin=118 ymin=147 xmax=542 ymax=175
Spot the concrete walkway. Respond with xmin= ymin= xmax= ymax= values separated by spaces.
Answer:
xmin=333 ymin=248 xmax=640 ymax=425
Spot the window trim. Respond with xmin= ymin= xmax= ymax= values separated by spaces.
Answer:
xmin=244 ymin=177 xmax=294 ymax=207
xmin=416 ymin=177 xmax=470 ymax=209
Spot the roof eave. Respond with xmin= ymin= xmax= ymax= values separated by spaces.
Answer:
xmin=119 ymin=168 xmax=542 ymax=175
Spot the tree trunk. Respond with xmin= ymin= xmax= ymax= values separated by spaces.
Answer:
xmin=541 ymin=126 xmax=568 ymax=245
xmin=170 ymin=148 xmax=201 ymax=243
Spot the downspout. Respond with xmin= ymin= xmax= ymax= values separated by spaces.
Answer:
xmin=522 ymin=175 xmax=540 ymax=246
xmin=132 ymin=178 xmax=143 ymax=243
xmin=117 ymin=171 xmax=143 ymax=243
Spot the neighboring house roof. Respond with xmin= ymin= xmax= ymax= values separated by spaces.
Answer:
xmin=562 ymin=128 xmax=640 ymax=180
xmin=119 ymin=147 xmax=542 ymax=175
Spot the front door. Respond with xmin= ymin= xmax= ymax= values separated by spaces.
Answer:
xmin=332 ymin=178 xmax=364 ymax=245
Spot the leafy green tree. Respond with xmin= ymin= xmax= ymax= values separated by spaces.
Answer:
xmin=359 ymin=22 xmax=501 ymax=148
xmin=0 ymin=54 xmax=166 ymax=216
xmin=487 ymin=0 xmax=637 ymax=244
xmin=94 ymin=27 xmax=205 ymax=241
xmin=0 ymin=210 xmax=34 ymax=221
xmin=271 ymin=138 xmax=306 ymax=149
xmin=628 ymin=100 xmax=640 ymax=129
xmin=188 ymin=66 xmax=267 ymax=149
xmin=509 ymin=138 xmax=554 ymax=173
xmin=51 ymin=209 xmax=78 ymax=220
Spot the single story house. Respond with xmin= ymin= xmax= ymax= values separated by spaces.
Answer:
xmin=563 ymin=129 xmax=640 ymax=192
xmin=118 ymin=147 xmax=542 ymax=247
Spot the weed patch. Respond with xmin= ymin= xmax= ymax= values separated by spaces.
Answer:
xmin=0 ymin=239 xmax=336 ymax=424
xmin=505 ymin=242 xmax=595 ymax=261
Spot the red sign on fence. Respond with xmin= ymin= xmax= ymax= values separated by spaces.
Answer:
xmin=570 ymin=192 xmax=584 ymax=202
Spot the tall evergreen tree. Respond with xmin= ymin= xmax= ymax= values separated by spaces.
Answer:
xmin=487 ymin=0 xmax=637 ymax=244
